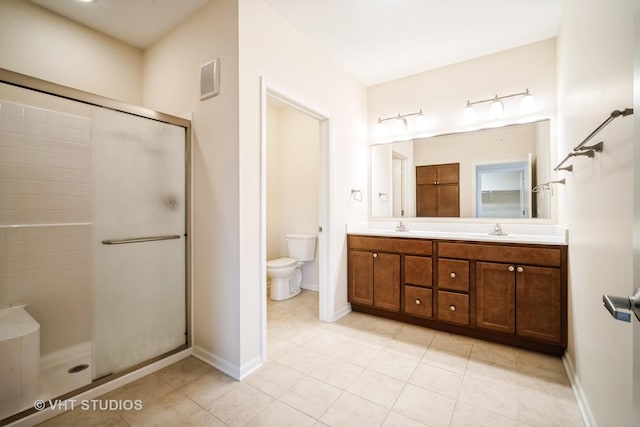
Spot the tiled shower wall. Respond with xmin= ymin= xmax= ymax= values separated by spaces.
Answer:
xmin=0 ymin=99 xmax=92 ymax=358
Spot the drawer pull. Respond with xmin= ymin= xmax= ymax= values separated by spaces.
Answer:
xmin=517 ymin=266 xmax=524 ymax=273
xmin=415 ymin=299 xmax=421 ymax=305
xmin=373 ymin=253 xmax=378 ymax=258
xmin=450 ymin=272 xmax=456 ymax=278
xmin=449 ymin=305 xmax=456 ymax=311
xmin=508 ymin=265 xmax=515 ymax=272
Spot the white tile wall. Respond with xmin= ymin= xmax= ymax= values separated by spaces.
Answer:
xmin=0 ymin=99 xmax=93 ymax=368
xmin=0 ymin=100 xmax=92 ymax=225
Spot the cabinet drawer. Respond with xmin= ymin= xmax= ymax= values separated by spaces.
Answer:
xmin=405 ymin=256 xmax=432 ymax=287
xmin=438 ymin=259 xmax=469 ymax=292
xmin=438 ymin=242 xmax=561 ymax=267
xmin=438 ymin=291 xmax=469 ymax=325
xmin=349 ymin=235 xmax=432 ymax=256
xmin=404 ymin=286 xmax=432 ymax=319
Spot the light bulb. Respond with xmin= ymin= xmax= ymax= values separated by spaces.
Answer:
xmin=463 ymin=102 xmax=476 ymax=122
xmin=393 ymin=117 xmax=407 ymax=134
xmin=520 ymin=89 xmax=536 ymax=114
xmin=489 ymin=96 xmax=504 ymax=120
xmin=414 ymin=113 xmax=427 ymax=131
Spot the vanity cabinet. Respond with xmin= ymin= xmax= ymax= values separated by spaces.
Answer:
xmin=348 ymin=234 xmax=567 ymax=355
xmin=416 ymin=163 xmax=460 ymax=217
xmin=348 ymin=236 xmax=432 ymax=313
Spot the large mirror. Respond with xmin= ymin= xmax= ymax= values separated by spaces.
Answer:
xmin=370 ymin=120 xmax=551 ymax=219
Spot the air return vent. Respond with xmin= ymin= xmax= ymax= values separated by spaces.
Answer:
xmin=200 ymin=58 xmax=219 ymax=100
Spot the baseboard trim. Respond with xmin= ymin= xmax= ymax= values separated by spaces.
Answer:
xmin=331 ymin=302 xmax=352 ymax=322
xmin=192 ymin=346 xmax=265 ymax=382
xmin=301 ymin=282 xmax=319 ymax=292
xmin=562 ymin=353 xmax=597 ymax=427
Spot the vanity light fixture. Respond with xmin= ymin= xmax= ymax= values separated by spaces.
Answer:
xmin=463 ymin=89 xmax=536 ymax=122
xmin=376 ymin=109 xmax=424 ymax=136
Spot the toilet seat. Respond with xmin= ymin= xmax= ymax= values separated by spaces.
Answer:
xmin=266 ymin=257 xmax=297 ymax=269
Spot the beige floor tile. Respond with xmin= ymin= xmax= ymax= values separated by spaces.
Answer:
xmin=458 ymin=375 xmax=518 ymax=419
xmin=118 ymin=389 xmax=200 ymax=426
xmin=101 ymin=373 xmax=174 ymax=404
xmin=470 ymin=341 xmax=519 ymax=368
xmin=155 ymin=356 xmax=213 ymax=388
xmin=244 ymin=361 xmax=305 ymax=398
xmin=177 ymin=370 xmax=238 ymax=407
xmin=465 ymin=358 xmax=518 ymax=386
xmin=409 ymin=362 xmax=463 ymax=399
xmin=244 ymin=400 xmax=315 ymax=427
xmin=320 ymin=391 xmax=389 ymax=427
xmin=516 ymin=350 xmax=566 ymax=375
xmin=348 ymin=328 xmax=393 ymax=349
xmin=450 ymin=401 xmax=518 ymax=427
xmin=382 ymin=411 xmax=428 ymax=427
xmin=279 ymin=376 xmax=342 ymax=418
xmin=268 ymin=323 xmax=319 ymax=345
xmin=364 ymin=316 xmax=404 ymax=337
xmin=305 ymin=332 xmax=350 ymax=356
xmin=331 ymin=339 xmax=381 ymax=367
xmin=175 ymin=409 xmax=227 ymax=426
xmin=266 ymin=336 xmax=299 ymax=360
xmin=383 ymin=337 xmax=428 ymax=360
xmin=421 ymin=347 xmax=469 ymax=374
xmin=517 ymin=372 xmax=577 ymax=408
xmin=394 ymin=324 xmax=437 ymax=346
xmin=207 ymin=382 xmax=274 ymax=427
xmin=276 ymin=345 xmax=333 ymax=375
xmin=308 ymin=357 xmax=363 ymax=389
xmin=368 ymin=349 xmax=419 ymax=382
xmin=517 ymin=388 xmax=583 ymax=427
xmin=430 ymin=332 xmax=474 ymax=356
xmin=393 ymin=383 xmax=456 ymax=427
xmin=38 ymin=407 xmax=128 ymax=427
xmin=347 ymin=369 xmax=405 ymax=408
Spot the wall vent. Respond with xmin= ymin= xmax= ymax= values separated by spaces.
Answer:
xmin=200 ymin=58 xmax=219 ymax=100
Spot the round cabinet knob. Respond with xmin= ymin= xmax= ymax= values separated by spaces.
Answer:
xmin=449 ymin=305 xmax=456 ymax=311
xmin=373 ymin=253 xmax=378 ymax=258
xmin=415 ymin=299 xmax=421 ymax=305
xmin=450 ymin=272 xmax=456 ymax=278
xmin=517 ymin=266 xmax=524 ymax=273
xmin=433 ymin=181 xmax=437 ymax=185
xmin=508 ymin=266 xmax=515 ymax=272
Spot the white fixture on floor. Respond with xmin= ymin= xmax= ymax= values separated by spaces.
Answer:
xmin=267 ymin=233 xmax=317 ymax=301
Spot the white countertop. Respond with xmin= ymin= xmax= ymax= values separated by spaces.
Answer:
xmin=346 ymin=221 xmax=568 ymax=245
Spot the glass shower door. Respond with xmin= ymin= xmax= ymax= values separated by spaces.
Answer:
xmin=92 ymin=107 xmax=186 ymax=379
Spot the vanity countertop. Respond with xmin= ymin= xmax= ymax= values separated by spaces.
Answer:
xmin=346 ymin=222 xmax=568 ymax=245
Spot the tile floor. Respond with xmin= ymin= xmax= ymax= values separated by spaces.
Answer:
xmin=39 ymin=290 xmax=583 ymax=426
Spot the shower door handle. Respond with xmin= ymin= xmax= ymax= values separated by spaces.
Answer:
xmin=602 ymin=288 xmax=640 ymax=322
xmin=102 ymin=235 xmax=181 ymax=245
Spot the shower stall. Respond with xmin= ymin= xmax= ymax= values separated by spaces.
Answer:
xmin=0 ymin=69 xmax=190 ymax=423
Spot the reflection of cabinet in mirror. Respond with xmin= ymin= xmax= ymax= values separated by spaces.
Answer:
xmin=416 ymin=163 xmax=460 ymax=217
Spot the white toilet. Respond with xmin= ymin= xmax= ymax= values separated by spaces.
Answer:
xmin=267 ymin=233 xmax=317 ymax=301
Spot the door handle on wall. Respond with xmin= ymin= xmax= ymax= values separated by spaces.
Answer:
xmin=602 ymin=288 xmax=640 ymax=322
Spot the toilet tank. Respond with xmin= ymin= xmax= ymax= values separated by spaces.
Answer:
xmin=286 ymin=233 xmax=317 ymax=261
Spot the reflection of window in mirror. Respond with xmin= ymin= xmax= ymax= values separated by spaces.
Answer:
xmin=476 ymin=158 xmax=532 ymax=218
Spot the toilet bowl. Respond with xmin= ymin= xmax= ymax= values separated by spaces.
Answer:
xmin=267 ymin=233 xmax=317 ymax=301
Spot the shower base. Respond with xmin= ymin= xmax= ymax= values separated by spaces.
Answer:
xmin=39 ymin=342 xmax=92 ymax=401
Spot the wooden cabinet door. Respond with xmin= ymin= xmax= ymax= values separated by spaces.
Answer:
xmin=404 ymin=255 xmax=432 ymax=287
xmin=416 ymin=185 xmax=438 ymax=217
xmin=438 ymin=185 xmax=460 ymax=217
xmin=349 ymin=250 xmax=373 ymax=306
xmin=437 ymin=163 xmax=459 ymax=184
xmin=476 ymin=262 xmax=515 ymax=333
xmin=416 ymin=165 xmax=437 ymax=185
xmin=516 ymin=265 xmax=562 ymax=343
xmin=373 ymin=252 xmax=401 ymax=311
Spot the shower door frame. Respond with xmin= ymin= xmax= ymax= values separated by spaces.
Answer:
xmin=0 ymin=68 xmax=192 ymax=423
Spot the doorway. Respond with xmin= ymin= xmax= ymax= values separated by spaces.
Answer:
xmin=260 ymin=80 xmax=332 ymax=363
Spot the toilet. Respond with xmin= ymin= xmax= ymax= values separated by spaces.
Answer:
xmin=267 ymin=233 xmax=317 ymax=301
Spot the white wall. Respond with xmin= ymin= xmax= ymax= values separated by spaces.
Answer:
xmin=0 ymin=0 xmax=143 ymax=105
xmin=266 ymin=104 xmax=320 ymax=288
xmin=368 ymin=38 xmax=557 ymax=144
xmin=557 ymin=0 xmax=634 ymax=425
xmin=238 ymin=0 xmax=367 ymax=371
xmin=142 ymin=0 xmax=242 ymax=377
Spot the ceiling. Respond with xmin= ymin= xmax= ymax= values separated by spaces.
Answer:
xmin=30 ymin=0 xmax=564 ymax=86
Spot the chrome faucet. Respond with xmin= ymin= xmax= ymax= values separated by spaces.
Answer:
xmin=490 ymin=223 xmax=506 ymax=236
xmin=395 ymin=221 xmax=407 ymax=232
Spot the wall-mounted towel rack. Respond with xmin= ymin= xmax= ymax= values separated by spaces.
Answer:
xmin=532 ymin=179 xmax=565 ymax=197
xmin=554 ymin=108 xmax=633 ymax=171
